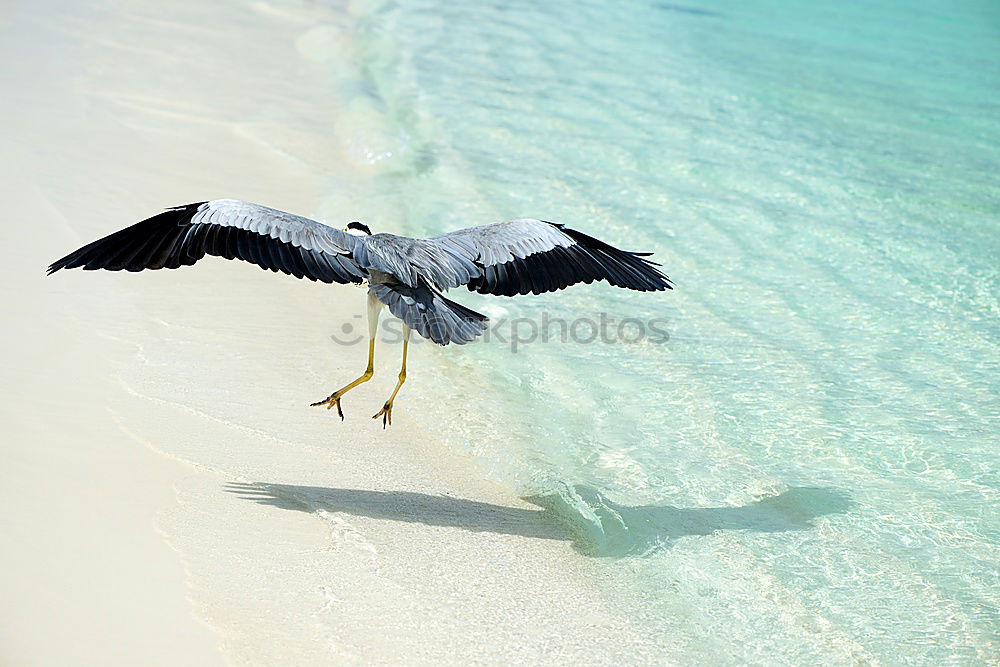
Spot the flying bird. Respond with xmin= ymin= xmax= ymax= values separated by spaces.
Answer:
xmin=47 ymin=199 xmax=672 ymax=426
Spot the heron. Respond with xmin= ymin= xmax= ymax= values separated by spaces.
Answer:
xmin=47 ymin=199 xmax=672 ymax=426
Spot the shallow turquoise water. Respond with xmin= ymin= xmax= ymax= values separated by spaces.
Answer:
xmin=333 ymin=0 xmax=998 ymax=662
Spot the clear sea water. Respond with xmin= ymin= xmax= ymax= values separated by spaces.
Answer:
xmin=323 ymin=0 xmax=999 ymax=662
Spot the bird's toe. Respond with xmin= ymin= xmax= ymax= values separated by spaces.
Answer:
xmin=372 ymin=402 xmax=393 ymax=428
xmin=311 ymin=394 xmax=345 ymax=419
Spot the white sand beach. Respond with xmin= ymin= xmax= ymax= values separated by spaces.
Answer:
xmin=0 ymin=0 xmax=661 ymax=663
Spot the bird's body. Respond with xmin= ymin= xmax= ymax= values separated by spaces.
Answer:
xmin=48 ymin=199 xmax=672 ymax=425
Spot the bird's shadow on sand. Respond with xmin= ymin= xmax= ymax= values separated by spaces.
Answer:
xmin=225 ymin=482 xmax=852 ymax=557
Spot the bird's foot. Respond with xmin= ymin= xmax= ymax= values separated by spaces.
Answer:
xmin=372 ymin=401 xmax=395 ymax=428
xmin=310 ymin=370 xmax=374 ymax=420
xmin=310 ymin=392 xmax=346 ymax=420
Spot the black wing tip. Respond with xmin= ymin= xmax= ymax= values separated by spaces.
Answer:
xmin=46 ymin=202 xmax=209 ymax=276
xmin=633 ymin=254 xmax=674 ymax=291
xmin=558 ymin=226 xmax=674 ymax=293
xmin=46 ymin=250 xmax=87 ymax=275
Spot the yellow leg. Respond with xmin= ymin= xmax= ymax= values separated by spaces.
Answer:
xmin=310 ymin=339 xmax=375 ymax=420
xmin=373 ymin=325 xmax=410 ymax=428
xmin=311 ymin=291 xmax=383 ymax=420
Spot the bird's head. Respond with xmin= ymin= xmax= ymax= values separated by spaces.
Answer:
xmin=344 ymin=221 xmax=372 ymax=236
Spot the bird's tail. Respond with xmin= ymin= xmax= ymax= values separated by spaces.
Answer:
xmin=371 ymin=282 xmax=489 ymax=346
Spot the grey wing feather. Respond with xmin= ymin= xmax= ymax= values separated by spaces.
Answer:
xmin=427 ymin=219 xmax=672 ymax=296
xmin=47 ymin=199 xmax=366 ymax=284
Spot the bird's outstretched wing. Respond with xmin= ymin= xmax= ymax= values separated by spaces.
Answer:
xmin=427 ymin=219 xmax=672 ymax=296
xmin=47 ymin=199 xmax=366 ymax=284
